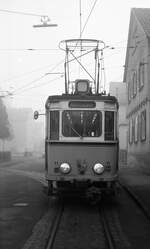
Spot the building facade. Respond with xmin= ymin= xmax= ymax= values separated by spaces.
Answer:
xmin=109 ymin=82 xmax=128 ymax=166
xmin=124 ymin=8 xmax=150 ymax=171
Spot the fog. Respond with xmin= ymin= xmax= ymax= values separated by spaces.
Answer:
xmin=0 ymin=0 xmax=150 ymax=156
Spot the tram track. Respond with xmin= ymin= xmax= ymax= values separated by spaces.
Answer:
xmin=1 ymin=166 xmax=133 ymax=249
xmin=21 ymin=192 xmax=133 ymax=249
xmin=46 ymin=204 xmax=64 ymax=249
xmin=100 ymin=207 xmax=115 ymax=249
xmin=44 ymin=200 xmax=106 ymax=249
xmin=100 ymin=205 xmax=132 ymax=249
xmin=3 ymin=162 xmax=133 ymax=249
xmin=44 ymin=198 xmax=132 ymax=249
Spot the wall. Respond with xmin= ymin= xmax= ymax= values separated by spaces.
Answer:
xmin=124 ymin=10 xmax=150 ymax=172
xmin=109 ymin=82 xmax=128 ymax=151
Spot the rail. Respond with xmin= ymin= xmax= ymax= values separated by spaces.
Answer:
xmin=100 ymin=206 xmax=115 ymax=249
xmin=100 ymin=204 xmax=132 ymax=249
xmin=45 ymin=204 xmax=64 ymax=249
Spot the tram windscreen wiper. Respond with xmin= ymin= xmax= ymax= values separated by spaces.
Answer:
xmin=70 ymin=126 xmax=83 ymax=139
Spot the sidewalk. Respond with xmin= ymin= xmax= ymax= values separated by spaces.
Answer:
xmin=0 ymin=157 xmax=24 ymax=168
xmin=0 ymin=159 xmax=48 ymax=249
xmin=0 ymin=155 xmax=44 ymax=170
xmin=118 ymin=166 xmax=150 ymax=211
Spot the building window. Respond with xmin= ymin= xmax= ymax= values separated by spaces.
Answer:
xmin=133 ymin=71 xmax=137 ymax=97
xmin=129 ymin=118 xmax=133 ymax=144
xmin=130 ymin=78 xmax=133 ymax=99
xmin=128 ymin=82 xmax=131 ymax=103
xmin=140 ymin=110 xmax=146 ymax=141
xmin=139 ymin=62 xmax=145 ymax=90
xmin=137 ymin=114 xmax=140 ymax=141
xmin=134 ymin=115 xmax=139 ymax=143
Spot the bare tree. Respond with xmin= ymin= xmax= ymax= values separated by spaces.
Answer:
xmin=0 ymin=98 xmax=12 ymax=151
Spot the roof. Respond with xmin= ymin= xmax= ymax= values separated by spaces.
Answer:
xmin=47 ymin=94 xmax=117 ymax=101
xmin=132 ymin=8 xmax=150 ymax=37
xmin=123 ymin=8 xmax=150 ymax=82
xmin=46 ymin=94 xmax=118 ymax=107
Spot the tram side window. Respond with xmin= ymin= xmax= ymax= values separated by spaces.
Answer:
xmin=105 ymin=111 xmax=114 ymax=140
xmin=50 ymin=111 xmax=59 ymax=140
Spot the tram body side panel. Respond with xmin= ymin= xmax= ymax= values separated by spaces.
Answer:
xmin=45 ymin=142 xmax=118 ymax=182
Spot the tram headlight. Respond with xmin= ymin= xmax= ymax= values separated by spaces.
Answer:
xmin=59 ymin=163 xmax=71 ymax=174
xmin=93 ymin=163 xmax=104 ymax=174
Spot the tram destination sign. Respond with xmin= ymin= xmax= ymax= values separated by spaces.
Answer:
xmin=69 ymin=101 xmax=96 ymax=108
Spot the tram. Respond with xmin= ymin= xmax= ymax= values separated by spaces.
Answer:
xmin=35 ymin=39 xmax=119 ymax=196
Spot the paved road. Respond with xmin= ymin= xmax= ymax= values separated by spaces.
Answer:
xmin=2 ymin=157 xmax=150 ymax=249
xmin=118 ymin=166 xmax=150 ymax=249
xmin=0 ymin=157 xmax=48 ymax=249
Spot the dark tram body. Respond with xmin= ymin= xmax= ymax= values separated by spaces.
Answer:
xmin=45 ymin=83 xmax=119 ymax=195
xmin=35 ymin=39 xmax=119 ymax=196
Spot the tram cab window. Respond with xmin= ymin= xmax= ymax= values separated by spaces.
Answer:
xmin=105 ymin=111 xmax=114 ymax=140
xmin=50 ymin=111 xmax=59 ymax=140
xmin=62 ymin=110 xmax=102 ymax=137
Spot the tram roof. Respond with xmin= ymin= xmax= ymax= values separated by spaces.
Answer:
xmin=46 ymin=94 xmax=118 ymax=106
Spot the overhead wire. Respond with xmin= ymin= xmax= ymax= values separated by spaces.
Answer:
xmin=0 ymin=8 xmax=47 ymax=17
xmin=12 ymin=74 xmax=47 ymax=94
xmin=1 ymin=3 xmax=129 ymax=96
xmin=0 ymin=63 xmax=59 ymax=84
xmin=0 ymin=48 xmax=59 ymax=52
xmin=79 ymin=0 xmax=82 ymax=38
xmin=80 ymin=0 xmax=98 ymax=37
xmin=73 ymin=0 xmax=99 ymax=52
xmin=11 ymin=58 xmax=64 ymax=95
xmin=46 ymin=59 xmax=64 ymax=73
xmin=23 ymin=75 xmax=63 ymax=92
xmin=9 ymin=46 xmax=124 ymax=95
xmin=13 ymin=75 xmax=63 ymax=95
